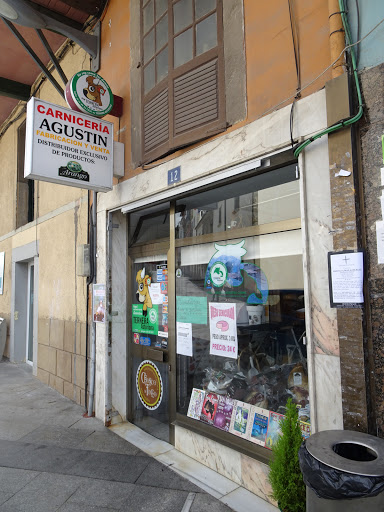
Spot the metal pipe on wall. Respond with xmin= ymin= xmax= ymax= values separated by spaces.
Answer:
xmin=328 ymin=0 xmax=346 ymax=78
xmin=87 ymin=190 xmax=97 ymax=417
xmin=104 ymin=211 xmax=113 ymax=427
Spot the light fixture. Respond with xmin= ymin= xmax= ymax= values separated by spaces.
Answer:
xmin=0 ymin=0 xmax=98 ymax=58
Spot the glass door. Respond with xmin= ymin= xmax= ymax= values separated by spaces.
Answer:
xmin=26 ymin=263 xmax=34 ymax=364
xmin=127 ymin=203 xmax=172 ymax=442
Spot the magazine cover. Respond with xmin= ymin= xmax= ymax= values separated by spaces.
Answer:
xmin=187 ymin=388 xmax=205 ymax=420
xmin=213 ymin=396 xmax=235 ymax=432
xmin=300 ymin=421 xmax=311 ymax=440
xmin=248 ymin=406 xmax=269 ymax=446
xmin=265 ymin=411 xmax=285 ymax=450
xmin=229 ymin=401 xmax=251 ymax=439
xmin=200 ymin=392 xmax=219 ymax=425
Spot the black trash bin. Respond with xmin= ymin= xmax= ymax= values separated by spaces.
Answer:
xmin=298 ymin=430 xmax=384 ymax=512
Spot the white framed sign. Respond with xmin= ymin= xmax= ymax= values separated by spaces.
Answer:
xmin=328 ymin=250 xmax=364 ymax=308
xmin=25 ymin=97 xmax=113 ymax=192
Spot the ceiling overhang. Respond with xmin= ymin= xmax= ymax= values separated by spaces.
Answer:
xmin=0 ymin=0 xmax=108 ymax=129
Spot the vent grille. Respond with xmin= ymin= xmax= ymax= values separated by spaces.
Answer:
xmin=174 ymin=59 xmax=218 ymax=136
xmin=144 ymin=89 xmax=169 ymax=152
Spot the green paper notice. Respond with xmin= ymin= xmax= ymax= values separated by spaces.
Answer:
xmin=132 ymin=304 xmax=159 ymax=335
xmin=176 ymin=296 xmax=207 ymax=324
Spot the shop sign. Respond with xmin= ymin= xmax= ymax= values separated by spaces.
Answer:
xmin=65 ymin=71 xmax=114 ymax=118
xmin=136 ymin=360 xmax=163 ymax=410
xmin=209 ymin=302 xmax=238 ymax=358
xmin=204 ymin=240 xmax=269 ymax=304
xmin=25 ymin=98 xmax=113 ymax=192
xmin=132 ymin=304 xmax=159 ymax=335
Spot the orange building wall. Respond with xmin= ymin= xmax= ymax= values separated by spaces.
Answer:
xmin=244 ymin=0 xmax=332 ymax=121
xmin=99 ymin=0 xmax=132 ymax=176
xmin=98 ymin=0 xmax=333 ymax=174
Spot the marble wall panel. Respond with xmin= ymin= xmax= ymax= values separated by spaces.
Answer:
xmin=313 ymin=353 xmax=343 ymax=431
xmin=111 ymin=211 xmax=127 ymax=420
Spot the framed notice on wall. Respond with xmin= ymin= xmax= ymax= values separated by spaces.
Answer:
xmin=328 ymin=250 xmax=364 ymax=308
xmin=93 ymin=284 xmax=106 ymax=323
xmin=0 ymin=252 xmax=4 ymax=295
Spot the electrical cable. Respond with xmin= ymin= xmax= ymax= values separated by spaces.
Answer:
xmin=288 ymin=0 xmax=301 ymax=148
xmin=293 ymin=0 xmax=364 ymax=158
xmin=260 ymin=15 xmax=383 ymax=121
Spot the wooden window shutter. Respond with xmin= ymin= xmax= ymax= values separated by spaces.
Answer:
xmin=141 ymin=0 xmax=226 ymax=164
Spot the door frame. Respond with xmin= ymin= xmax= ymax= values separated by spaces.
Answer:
xmin=11 ymin=241 xmax=39 ymax=374
xmin=126 ymin=204 xmax=176 ymax=443
xmin=25 ymin=261 xmax=34 ymax=365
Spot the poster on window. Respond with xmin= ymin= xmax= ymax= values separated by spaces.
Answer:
xmin=0 ymin=252 xmax=4 ymax=295
xmin=93 ymin=284 xmax=106 ymax=323
xmin=209 ymin=303 xmax=238 ymax=359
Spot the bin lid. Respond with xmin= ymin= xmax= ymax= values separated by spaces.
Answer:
xmin=306 ymin=430 xmax=384 ymax=476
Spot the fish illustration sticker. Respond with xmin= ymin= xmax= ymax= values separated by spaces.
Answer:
xmin=204 ymin=240 xmax=268 ymax=304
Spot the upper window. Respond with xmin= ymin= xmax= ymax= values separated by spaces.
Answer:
xmin=141 ymin=0 xmax=226 ymax=163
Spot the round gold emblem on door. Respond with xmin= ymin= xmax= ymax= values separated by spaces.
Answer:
xmin=136 ymin=360 xmax=163 ymax=410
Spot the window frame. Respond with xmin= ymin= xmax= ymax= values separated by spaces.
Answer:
xmin=140 ymin=0 xmax=226 ymax=164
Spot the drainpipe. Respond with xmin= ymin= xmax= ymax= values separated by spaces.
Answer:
xmin=105 ymin=211 xmax=113 ymax=427
xmin=87 ymin=190 xmax=97 ymax=417
xmin=328 ymin=0 xmax=346 ymax=78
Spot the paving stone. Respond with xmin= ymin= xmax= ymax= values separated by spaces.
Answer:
xmin=0 ymin=418 xmax=43 ymax=441
xmin=0 ymin=442 xmax=85 ymax=473
xmin=0 ymin=473 xmax=83 ymax=512
xmin=0 ymin=467 xmax=39 ymax=494
xmin=19 ymin=425 xmax=92 ymax=449
xmin=0 ymin=493 xmax=13 ymax=507
xmin=67 ymin=479 xmax=135 ymax=509
xmin=120 ymin=485 xmax=189 ymax=512
xmin=65 ymin=451 xmax=151 ymax=483
xmin=135 ymin=459 xmax=202 ymax=492
xmin=58 ymin=504 xmax=120 ymax=512
xmin=76 ymin=430 xmax=142 ymax=455
xmin=191 ymin=493 xmax=234 ymax=512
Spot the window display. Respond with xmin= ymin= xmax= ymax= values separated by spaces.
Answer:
xmin=175 ymin=164 xmax=310 ymax=449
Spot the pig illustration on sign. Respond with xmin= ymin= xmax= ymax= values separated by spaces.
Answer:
xmin=204 ymin=240 xmax=268 ymax=304
xmin=136 ymin=267 xmax=152 ymax=316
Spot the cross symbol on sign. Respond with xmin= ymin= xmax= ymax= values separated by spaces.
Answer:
xmin=343 ymin=255 xmax=350 ymax=265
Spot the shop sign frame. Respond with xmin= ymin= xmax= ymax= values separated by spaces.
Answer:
xmin=24 ymin=97 xmax=113 ymax=192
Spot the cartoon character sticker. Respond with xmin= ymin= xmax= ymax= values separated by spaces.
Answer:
xmin=204 ymin=240 xmax=269 ymax=304
xmin=83 ymin=75 xmax=106 ymax=106
xmin=136 ymin=267 xmax=152 ymax=316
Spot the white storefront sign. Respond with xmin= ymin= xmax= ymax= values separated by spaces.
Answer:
xmin=25 ymin=97 xmax=113 ymax=192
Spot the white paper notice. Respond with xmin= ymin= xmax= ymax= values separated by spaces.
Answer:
xmin=176 ymin=322 xmax=193 ymax=356
xmin=149 ymin=283 xmax=163 ymax=305
xmin=209 ymin=303 xmax=238 ymax=359
xmin=376 ymin=221 xmax=384 ymax=264
xmin=330 ymin=252 xmax=364 ymax=304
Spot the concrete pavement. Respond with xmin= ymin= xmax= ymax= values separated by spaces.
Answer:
xmin=0 ymin=361 xmax=277 ymax=512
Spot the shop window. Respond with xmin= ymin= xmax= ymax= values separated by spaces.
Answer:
xmin=16 ymin=121 xmax=34 ymax=228
xmin=175 ymin=164 xmax=310 ymax=450
xmin=141 ymin=0 xmax=226 ymax=163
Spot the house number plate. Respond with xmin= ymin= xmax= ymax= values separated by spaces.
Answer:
xmin=168 ymin=166 xmax=181 ymax=186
